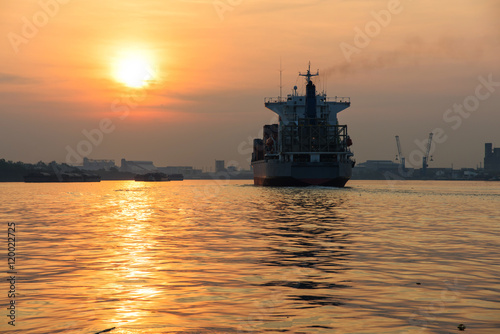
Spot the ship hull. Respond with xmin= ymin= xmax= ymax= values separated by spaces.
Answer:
xmin=252 ymin=160 xmax=352 ymax=187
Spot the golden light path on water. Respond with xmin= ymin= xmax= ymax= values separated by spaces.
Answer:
xmin=1 ymin=180 xmax=499 ymax=333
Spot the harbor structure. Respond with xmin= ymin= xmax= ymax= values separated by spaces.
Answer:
xmin=484 ymin=143 xmax=500 ymax=172
xmin=215 ymin=160 xmax=225 ymax=173
xmin=120 ymin=159 xmax=157 ymax=174
xmin=82 ymin=157 xmax=116 ymax=171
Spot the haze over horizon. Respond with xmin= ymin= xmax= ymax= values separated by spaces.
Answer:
xmin=1 ymin=0 xmax=499 ymax=170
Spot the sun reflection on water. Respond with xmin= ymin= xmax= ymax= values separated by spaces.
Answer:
xmin=3 ymin=181 xmax=500 ymax=333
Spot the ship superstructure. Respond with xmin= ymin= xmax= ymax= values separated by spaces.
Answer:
xmin=251 ymin=64 xmax=355 ymax=187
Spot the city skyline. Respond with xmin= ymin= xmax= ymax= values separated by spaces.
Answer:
xmin=1 ymin=0 xmax=499 ymax=169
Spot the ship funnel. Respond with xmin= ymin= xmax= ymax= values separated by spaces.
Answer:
xmin=305 ymin=80 xmax=317 ymax=119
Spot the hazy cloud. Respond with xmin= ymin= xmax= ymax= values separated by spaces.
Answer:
xmin=323 ymin=36 xmax=487 ymax=77
xmin=0 ymin=73 xmax=38 ymax=85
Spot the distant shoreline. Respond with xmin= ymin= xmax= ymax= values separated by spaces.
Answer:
xmin=1 ymin=178 xmax=498 ymax=183
xmin=1 ymin=159 xmax=498 ymax=183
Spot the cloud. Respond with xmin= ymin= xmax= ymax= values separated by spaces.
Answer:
xmin=323 ymin=36 xmax=487 ymax=77
xmin=238 ymin=0 xmax=329 ymax=15
xmin=0 ymin=73 xmax=38 ymax=85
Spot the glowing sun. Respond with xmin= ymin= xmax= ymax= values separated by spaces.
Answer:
xmin=113 ymin=52 xmax=156 ymax=88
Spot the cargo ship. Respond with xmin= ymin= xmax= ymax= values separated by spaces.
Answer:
xmin=251 ymin=64 xmax=355 ymax=187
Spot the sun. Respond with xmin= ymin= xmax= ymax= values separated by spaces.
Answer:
xmin=113 ymin=52 xmax=156 ymax=88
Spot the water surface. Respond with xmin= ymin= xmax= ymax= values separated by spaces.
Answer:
xmin=1 ymin=180 xmax=499 ymax=333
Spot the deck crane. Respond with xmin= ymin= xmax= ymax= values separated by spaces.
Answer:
xmin=422 ymin=132 xmax=434 ymax=176
xmin=395 ymin=136 xmax=405 ymax=169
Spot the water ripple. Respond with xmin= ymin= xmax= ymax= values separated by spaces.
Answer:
xmin=0 ymin=180 xmax=499 ymax=333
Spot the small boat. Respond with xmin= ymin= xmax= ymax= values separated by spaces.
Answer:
xmin=167 ymin=174 xmax=184 ymax=181
xmin=134 ymin=173 xmax=170 ymax=182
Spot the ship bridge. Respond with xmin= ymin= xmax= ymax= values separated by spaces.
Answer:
xmin=265 ymin=64 xmax=350 ymax=125
xmin=265 ymin=93 xmax=350 ymax=125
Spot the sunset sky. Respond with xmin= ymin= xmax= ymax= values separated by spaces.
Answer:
xmin=1 ymin=0 xmax=499 ymax=170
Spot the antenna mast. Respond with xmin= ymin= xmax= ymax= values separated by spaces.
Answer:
xmin=299 ymin=61 xmax=319 ymax=83
xmin=422 ymin=132 xmax=434 ymax=176
xmin=395 ymin=135 xmax=405 ymax=169
xmin=325 ymin=71 xmax=327 ymax=95
xmin=279 ymin=58 xmax=282 ymax=102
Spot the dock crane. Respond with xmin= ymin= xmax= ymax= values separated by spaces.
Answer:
xmin=422 ymin=132 xmax=434 ymax=176
xmin=395 ymin=136 xmax=405 ymax=170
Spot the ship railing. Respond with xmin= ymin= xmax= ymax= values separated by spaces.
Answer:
xmin=324 ymin=97 xmax=350 ymax=103
xmin=264 ymin=97 xmax=287 ymax=104
xmin=265 ymin=97 xmax=350 ymax=104
xmin=281 ymin=151 xmax=352 ymax=155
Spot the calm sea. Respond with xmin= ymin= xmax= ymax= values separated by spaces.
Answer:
xmin=1 ymin=180 xmax=499 ymax=334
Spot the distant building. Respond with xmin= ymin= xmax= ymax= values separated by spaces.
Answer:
xmin=83 ymin=157 xmax=116 ymax=171
xmin=159 ymin=166 xmax=193 ymax=174
xmin=352 ymin=160 xmax=403 ymax=180
xmin=215 ymin=160 xmax=225 ymax=173
xmin=120 ymin=159 xmax=157 ymax=174
xmin=484 ymin=143 xmax=500 ymax=172
xmin=157 ymin=166 xmax=203 ymax=178
xmin=356 ymin=160 xmax=400 ymax=170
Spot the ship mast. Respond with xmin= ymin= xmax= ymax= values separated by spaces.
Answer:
xmin=299 ymin=62 xmax=319 ymax=83
xmin=279 ymin=57 xmax=283 ymax=102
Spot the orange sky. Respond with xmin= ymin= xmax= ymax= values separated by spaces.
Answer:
xmin=1 ymin=0 xmax=499 ymax=169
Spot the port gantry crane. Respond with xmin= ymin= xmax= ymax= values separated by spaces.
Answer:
xmin=395 ymin=135 xmax=405 ymax=170
xmin=422 ymin=132 xmax=434 ymax=176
